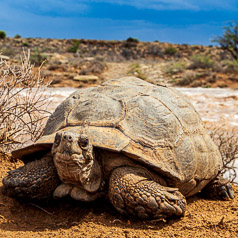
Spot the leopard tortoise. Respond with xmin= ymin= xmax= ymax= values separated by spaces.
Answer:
xmin=3 ymin=77 xmax=234 ymax=219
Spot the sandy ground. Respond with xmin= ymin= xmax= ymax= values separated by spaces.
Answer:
xmin=0 ymin=157 xmax=237 ymax=238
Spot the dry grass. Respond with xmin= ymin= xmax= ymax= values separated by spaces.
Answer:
xmin=0 ymin=51 xmax=51 ymax=157
xmin=207 ymin=125 xmax=238 ymax=185
xmin=127 ymin=63 xmax=147 ymax=80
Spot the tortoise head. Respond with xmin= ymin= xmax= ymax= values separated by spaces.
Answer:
xmin=51 ymin=131 xmax=90 ymax=157
xmin=51 ymin=131 xmax=102 ymax=193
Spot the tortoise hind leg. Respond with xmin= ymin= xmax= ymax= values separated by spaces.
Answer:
xmin=109 ymin=166 xmax=186 ymax=219
xmin=201 ymin=175 xmax=234 ymax=200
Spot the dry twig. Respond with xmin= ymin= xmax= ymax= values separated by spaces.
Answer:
xmin=0 ymin=50 xmax=51 ymax=157
xmin=206 ymin=125 xmax=238 ymax=185
xmin=28 ymin=203 xmax=54 ymax=216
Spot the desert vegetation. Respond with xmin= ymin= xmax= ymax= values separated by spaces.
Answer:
xmin=164 ymin=61 xmax=187 ymax=74
xmin=126 ymin=37 xmax=140 ymax=43
xmin=164 ymin=54 xmax=238 ymax=87
xmin=67 ymin=39 xmax=81 ymax=53
xmin=189 ymin=54 xmax=214 ymax=69
xmin=164 ymin=46 xmax=178 ymax=55
xmin=0 ymin=34 xmax=237 ymax=88
xmin=0 ymin=51 xmax=51 ymax=158
xmin=0 ymin=30 xmax=6 ymax=39
xmin=207 ymin=125 xmax=238 ymax=185
xmin=213 ymin=22 xmax=238 ymax=62
xmin=127 ymin=62 xmax=147 ymax=80
xmin=30 ymin=48 xmax=47 ymax=66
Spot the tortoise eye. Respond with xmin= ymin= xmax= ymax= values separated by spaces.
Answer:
xmin=78 ymin=135 xmax=88 ymax=148
xmin=82 ymin=138 xmax=88 ymax=147
xmin=54 ymin=132 xmax=62 ymax=146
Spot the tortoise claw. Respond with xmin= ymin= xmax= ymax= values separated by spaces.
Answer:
xmin=216 ymin=183 xmax=234 ymax=200
xmin=202 ymin=176 xmax=235 ymax=201
xmin=218 ymin=186 xmax=230 ymax=200
xmin=226 ymin=183 xmax=235 ymax=199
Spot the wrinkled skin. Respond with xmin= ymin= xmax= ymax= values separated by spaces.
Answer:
xmin=2 ymin=155 xmax=61 ymax=200
xmin=2 ymin=132 xmax=235 ymax=219
xmin=51 ymin=132 xmax=103 ymax=201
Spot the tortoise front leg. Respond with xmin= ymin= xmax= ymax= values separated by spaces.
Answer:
xmin=2 ymin=155 xmax=61 ymax=200
xmin=109 ymin=166 xmax=186 ymax=219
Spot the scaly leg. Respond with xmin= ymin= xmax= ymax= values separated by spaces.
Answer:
xmin=109 ymin=166 xmax=186 ymax=219
xmin=2 ymin=155 xmax=61 ymax=200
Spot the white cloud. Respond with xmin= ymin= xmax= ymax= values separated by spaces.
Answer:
xmin=93 ymin=0 xmax=197 ymax=10
xmin=89 ymin=0 xmax=238 ymax=11
xmin=0 ymin=3 xmax=222 ymax=45
xmin=1 ymin=0 xmax=237 ymax=16
xmin=0 ymin=0 xmax=89 ymax=16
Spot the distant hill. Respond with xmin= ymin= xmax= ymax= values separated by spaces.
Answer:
xmin=0 ymin=37 xmax=237 ymax=88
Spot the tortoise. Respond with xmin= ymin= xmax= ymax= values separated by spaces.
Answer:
xmin=2 ymin=77 xmax=234 ymax=219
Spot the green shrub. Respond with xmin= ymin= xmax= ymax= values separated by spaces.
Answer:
xmin=0 ymin=31 xmax=6 ymax=39
xmin=22 ymin=41 xmax=29 ymax=47
xmin=126 ymin=37 xmax=139 ymax=43
xmin=127 ymin=63 xmax=146 ymax=80
xmin=164 ymin=61 xmax=186 ymax=74
xmin=0 ymin=47 xmax=15 ymax=56
xmin=189 ymin=54 xmax=214 ymax=69
xmin=124 ymin=37 xmax=140 ymax=48
xmin=14 ymin=34 xmax=21 ymax=39
xmin=212 ymin=22 xmax=238 ymax=62
xmin=164 ymin=47 xmax=177 ymax=55
xmin=30 ymin=48 xmax=47 ymax=66
xmin=67 ymin=40 xmax=80 ymax=53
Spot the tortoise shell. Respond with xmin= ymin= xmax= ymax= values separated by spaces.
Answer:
xmin=13 ymin=77 xmax=222 ymax=188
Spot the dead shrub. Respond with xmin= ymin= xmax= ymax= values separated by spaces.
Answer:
xmin=176 ymin=71 xmax=197 ymax=86
xmin=79 ymin=60 xmax=107 ymax=75
xmin=0 ymin=51 xmax=51 ymax=158
xmin=206 ymin=125 xmax=238 ymax=185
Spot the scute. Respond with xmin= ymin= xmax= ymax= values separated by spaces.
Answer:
xmin=67 ymin=93 xmax=124 ymax=127
xmin=118 ymin=95 xmax=183 ymax=147
xmin=12 ymin=77 xmax=222 ymax=187
xmin=44 ymin=95 xmax=77 ymax=135
xmin=150 ymin=86 xmax=203 ymax=133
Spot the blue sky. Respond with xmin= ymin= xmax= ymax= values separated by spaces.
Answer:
xmin=0 ymin=0 xmax=238 ymax=45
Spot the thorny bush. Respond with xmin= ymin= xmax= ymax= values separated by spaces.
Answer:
xmin=0 ymin=51 xmax=51 ymax=158
xmin=207 ymin=125 xmax=238 ymax=185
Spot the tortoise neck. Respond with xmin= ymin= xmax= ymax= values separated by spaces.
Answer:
xmin=82 ymin=157 xmax=103 ymax=193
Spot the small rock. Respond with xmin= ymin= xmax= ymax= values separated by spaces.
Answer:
xmin=73 ymin=75 xmax=98 ymax=82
